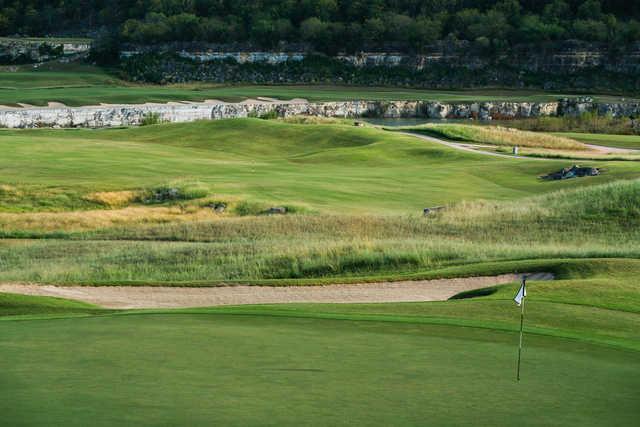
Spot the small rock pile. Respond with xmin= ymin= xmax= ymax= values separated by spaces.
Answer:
xmin=542 ymin=165 xmax=600 ymax=180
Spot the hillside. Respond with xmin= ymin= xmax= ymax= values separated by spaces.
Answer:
xmin=0 ymin=119 xmax=638 ymax=284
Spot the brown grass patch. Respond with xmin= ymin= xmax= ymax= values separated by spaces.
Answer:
xmin=410 ymin=124 xmax=588 ymax=151
xmin=83 ymin=191 xmax=139 ymax=208
xmin=0 ymin=206 xmax=218 ymax=232
xmin=0 ymin=184 xmax=22 ymax=197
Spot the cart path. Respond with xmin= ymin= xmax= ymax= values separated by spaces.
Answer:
xmin=0 ymin=273 xmax=553 ymax=309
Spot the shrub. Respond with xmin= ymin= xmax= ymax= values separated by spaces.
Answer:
xmin=234 ymin=200 xmax=269 ymax=216
xmin=140 ymin=112 xmax=162 ymax=126
xmin=141 ymin=182 xmax=209 ymax=204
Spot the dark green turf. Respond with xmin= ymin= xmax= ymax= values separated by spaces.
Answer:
xmin=1 ymin=312 xmax=638 ymax=427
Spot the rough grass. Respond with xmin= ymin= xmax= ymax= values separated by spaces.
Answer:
xmin=1 ymin=180 xmax=638 ymax=284
xmin=403 ymin=123 xmax=587 ymax=150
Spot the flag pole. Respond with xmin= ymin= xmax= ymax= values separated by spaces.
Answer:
xmin=516 ymin=277 xmax=526 ymax=382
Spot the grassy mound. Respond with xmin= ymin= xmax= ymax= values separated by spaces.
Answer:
xmin=0 ymin=292 xmax=102 ymax=316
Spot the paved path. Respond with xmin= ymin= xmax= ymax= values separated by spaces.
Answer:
xmin=0 ymin=273 xmax=553 ymax=309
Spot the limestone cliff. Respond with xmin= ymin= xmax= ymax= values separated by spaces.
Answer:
xmin=0 ymin=98 xmax=638 ymax=129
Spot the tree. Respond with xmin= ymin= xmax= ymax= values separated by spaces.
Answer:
xmin=573 ymin=19 xmax=608 ymax=42
xmin=168 ymin=13 xmax=200 ymax=41
xmin=517 ymin=14 xmax=566 ymax=42
xmin=363 ymin=17 xmax=385 ymax=45
xmin=577 ymin=0 xmax=603 ymax=20
xmin=299 ymin=17 xmax=331 ymax=50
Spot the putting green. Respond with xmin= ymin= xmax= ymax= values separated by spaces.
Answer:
xmin=1 ymin=312 xmax=637 ymax=427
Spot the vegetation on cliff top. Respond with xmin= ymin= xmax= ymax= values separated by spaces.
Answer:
xmin=4 ymin=1 xmax=639 ymax=54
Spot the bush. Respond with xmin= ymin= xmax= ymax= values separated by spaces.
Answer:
xmin=141 ymin=182 xmax=209 ymax=204
xmin=234 ymin=200 xmax=268 ymax=216
xmin=140 ymin=112 xmax=162 ymax=126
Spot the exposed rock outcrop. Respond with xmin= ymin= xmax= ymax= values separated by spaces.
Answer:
xmin=542 ymin=165 xmax=601 ymax=180
xmin=122 ymin=41 xmax=640 ymax=75
xmin=0 ymin=39 xmax=91 ymax=64
xmin=0 ymin=99 xmax=638 ymax=129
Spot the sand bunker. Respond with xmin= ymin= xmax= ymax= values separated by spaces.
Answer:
xmin=0 ymin=273 xmax=553 ymax=309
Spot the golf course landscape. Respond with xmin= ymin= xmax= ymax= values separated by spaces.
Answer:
xmin=1 ymin=111 xmax=639 ymax=425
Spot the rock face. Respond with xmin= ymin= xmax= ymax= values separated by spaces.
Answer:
xmin=0 ymin=99 xmax=638 ymax=129
xmin=122 ymin=41 xmax=640 ymax=75
xmin=0 ymin=39 xmax=91 ymax=63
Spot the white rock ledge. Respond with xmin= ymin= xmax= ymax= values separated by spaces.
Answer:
xmin=0 ymin=99 xmax=637 ymax=129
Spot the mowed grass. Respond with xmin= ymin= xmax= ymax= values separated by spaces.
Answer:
xmin=553 ymin=132 xmax=640 ymax=150
xmin=1 ymin=119 xmax=638 ymax=214
xmin=1 ymin=258 xmax=639 ymax=426
xmin=0 ymin=63 xmax=627 ymax=106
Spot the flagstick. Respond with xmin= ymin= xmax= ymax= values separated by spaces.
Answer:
xmin=516 ymin=280 xmax=526 ymax=382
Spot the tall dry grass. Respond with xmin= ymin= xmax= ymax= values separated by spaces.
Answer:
xmin=408 ymin=124 xmax=588 ymax=150
xmin=1 ymin=180 xmax=637 ymax=282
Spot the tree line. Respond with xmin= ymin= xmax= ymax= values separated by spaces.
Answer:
xmin=1 ymin=1 xmax=639 ymax=53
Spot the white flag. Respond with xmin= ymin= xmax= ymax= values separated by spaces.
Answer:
xmin=514 ymin=279 xmax=526 ymax=306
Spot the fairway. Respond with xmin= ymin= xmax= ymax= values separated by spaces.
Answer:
xmin=0 ymin=64 xmax=630 ymax=106
xmin=1 ymin=119 xmax=637 ymax=214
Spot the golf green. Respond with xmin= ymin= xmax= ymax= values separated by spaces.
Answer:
xmin=1 ymin=313 xmax=637 ymax=426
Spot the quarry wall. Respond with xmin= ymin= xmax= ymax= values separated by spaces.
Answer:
xmin=0 ymin=99 xmax=638 ymax=129
xmin=122 ymin=41 xmax=640 ymax=74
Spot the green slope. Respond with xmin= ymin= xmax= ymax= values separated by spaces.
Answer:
xmin=1 ymin=119 xmax=637 ymax=214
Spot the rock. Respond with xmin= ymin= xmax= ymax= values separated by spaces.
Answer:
xmin=152 ymin=187 xmax=181 ymax=202
xmin=0 ymin=99 xmax=638 ymax=128
xmin=267 ymin=206 xmax=287 ymax=215
xmin=212 ymin=202 xmax=226 ymax=213
xmin=542 ymin=165 xmax=600 ymax=180
xmin=423 ymin=206 xmax=445 ymax=216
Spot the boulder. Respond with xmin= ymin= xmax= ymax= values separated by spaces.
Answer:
xmin=542 ymin=165 xmax=600 ymax=180
xmin=267 ymin=206 xmax=287 ymax=215
xmin=212 ymin=202 xmax=226 ymax=213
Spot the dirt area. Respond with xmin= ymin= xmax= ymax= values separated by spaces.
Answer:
xmin=0 ymin=273 xmax=553 ymax=309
